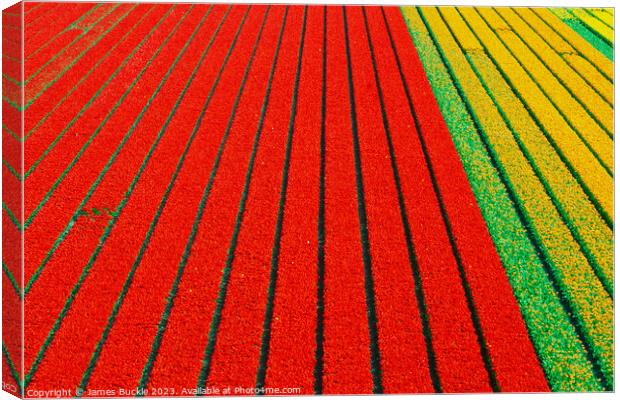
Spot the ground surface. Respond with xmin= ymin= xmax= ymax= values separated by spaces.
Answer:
xmin=1 ymin=2 xmax=614 ymax=396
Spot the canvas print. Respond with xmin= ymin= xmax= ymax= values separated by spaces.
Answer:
xmin=1 ymin=1 xmax=614 ymax=397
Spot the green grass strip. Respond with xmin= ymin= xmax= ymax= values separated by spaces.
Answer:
xmin=2 ymin=261 xmax=22 ymax=299
xmin=22 ymin=6 xmax=176 ymax=226
xmin=25 ymin=4 xmax=137 ymax=108
xmin=196 ymin=8 xmax=289 ymax=392
xmin=402 ymin=6 xmax=602 ymax=391
xmin=138 ymin=7 xmax=252 ymax=391
xmin=22 ymin=5 xmax=188 ymax=296
xmin=550 ymin=8 xmax=613 ymax=60
xmin=23 ymin=5 xmax=213 ymax=388
xmin=2 ymin=343 xmax=22 ymax=393
xmin=24 ymin=6 xmax=156 ymax=141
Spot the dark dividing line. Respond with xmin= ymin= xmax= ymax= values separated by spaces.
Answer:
xmin=469 ymin=8 xmax=613 ymax=178
xmin=24 ymin=6 xmax=159 ymax=141
xmin=343 ymin=7 xmax=383 ymax=394
xmin=255 ymin=6 xmax=307 ymax=392
xmin=362 ymin=7 xmax=441 ymax=392
xmin=533 ymin=10 xmax=612 ymax=82
xmin=490 ymin=9 xmax=613 ymax=138
xmin=136 ymin=6 xmax=254 ymax=391
xmin=512 ymin=8 xmax=613 ymax=110
xmin=25 ymin=4 xmax=121 ymax=86
xmin=2 ymin=343 xmax=22 ymax=392
xmin=25 ymin=4 xmax=103 ymax=62
xmin=81 ymin=5 xmax=259 ymax=393
xmin=22 ymin=6 xmax=220 ymax=389
xmin=454 ymin=9 xmax=613 ymax=231
xmin=25 ymin=4 xmax=146 ymax=109
xmin=382 ymin=7 xmax=500 ymax=392
xmin=196 ymin=8 xmax=289 ymax=391
xmin=3 ymin=261 xmax=22 ymax=299
xmin=313 ymin=5 xmax=327 ymax=395
xmin=417 ymin=7 xmax=611 ymax=390
xmin=23 ymin=5 xmax=180 ymax=229
xmin=451 ymin=22 xmax=614 ymax=297
xmin=23 ymin=4 xmax=192 ymax=296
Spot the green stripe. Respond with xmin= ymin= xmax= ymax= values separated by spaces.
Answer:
xmin=343 ymin=7 xmax=383 ymax=393
xmin=2 ymin=201 xmax=22 ymax=232
xmin=196 ymin=8 xmax=289 ymax=392
xmin=24 ymin=6 xmax=157 ymax=140
xmin=25 ymin=4 xmax=138 ymax=108
xmin=23 ymin=4 xmax=189 ymax=296
xmin=25 ymin=4 xmax=104 ymax=62
xmin=2 ymin=124 xmax=22 ymax=142
xmin=2 ymin=73 xmax=22 ymax=86
xmin=22 ymin=6 xmax=177 ymax=226
xmin=137 ymin=7 xmax=253 ymax=391
xmin=3 ymin=159 xmax=22 ymax=181
xmin=25 ymin=4 xmax=119 ymax=85
xmin=2 ymin=343 xmax=22 ymax=393
xmin=255 ymin=6 xmax=307 ymax=391
xmin=23 ymin=5 xmax=211 ymax=388
xmin=3 ymin=261 xmax=22 ymax=299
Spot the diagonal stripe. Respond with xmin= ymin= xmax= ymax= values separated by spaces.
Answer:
xmin=135 ymin=7 xmax=255 ymax=390
xmin=2 ymin=343 xmax=22 ymax=392
xmin=3 ymin=261 xmax=22 ymax=299
xmin=25 ymin=4 xmax=139 ymax=108
xmin=2 ymin=159 xmax=22 ymax=181
xmin=23 ymin=5 xmax=192 ymax=295
xmin=23 ymin=6 xmax=179 ymax=226
xmin=2 ymin=201 xmax=22 ymax=232
xmin=195 ymin=8 xmax=289 ymax=391
xmin=24 ymin=6 xmax=158 ymax=141
xmin=23 ymin=5 xmax=217 ymax=388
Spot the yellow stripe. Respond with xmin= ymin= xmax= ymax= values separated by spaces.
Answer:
xmin=494 ymin=8 xmax=613 ymax=133
xmin=474 ymin=7 xmax=613 ymax=168
xmin=569 ymin=8 xmax=614 ymax=43
xmin=534 ymin=9 xmax=613 ymax=80
xmin=419 ymin=6 xmax=613 ymax=380
xmin=513 ymin=9 xmax=613 ymax=103
xmin=435 ymin=6 xmax=614 ymax=220
xmin=563 ymin=54 xmax=614 ymax=104
xmin=588 ymin=8 xmax=614 ymax=28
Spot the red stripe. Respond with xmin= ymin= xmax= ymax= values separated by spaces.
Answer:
xmin=346 ymin=6 xmax=437 ymax=393
xmin=24 ymin=4 xmax=94 ymax=56
xmin=321 ymin=6 xmax=373 ymax=394
xmin=202 ymin=6 xmax=305 ymax=390
xmin=22 ymin=4 xmax=214 ymax=373
xmin=383 ymin=7 xmax=548 ymax=392
xmin=25 ymin=4 xmax=135 ymax=101
xmin=70 ymin=6 xmax=257 ymax=391
xmin=22 ymin=5 xmax=191 ymax=281
xmin=24 ymin=5 xmax=166 ymax=140
xmin=24 ymin=4 xmax=118 ymax=79
xmin=262 ymin=5 xmax=322 ymax=393
xmin=145 ymin=6 xmax=286 ymax=391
